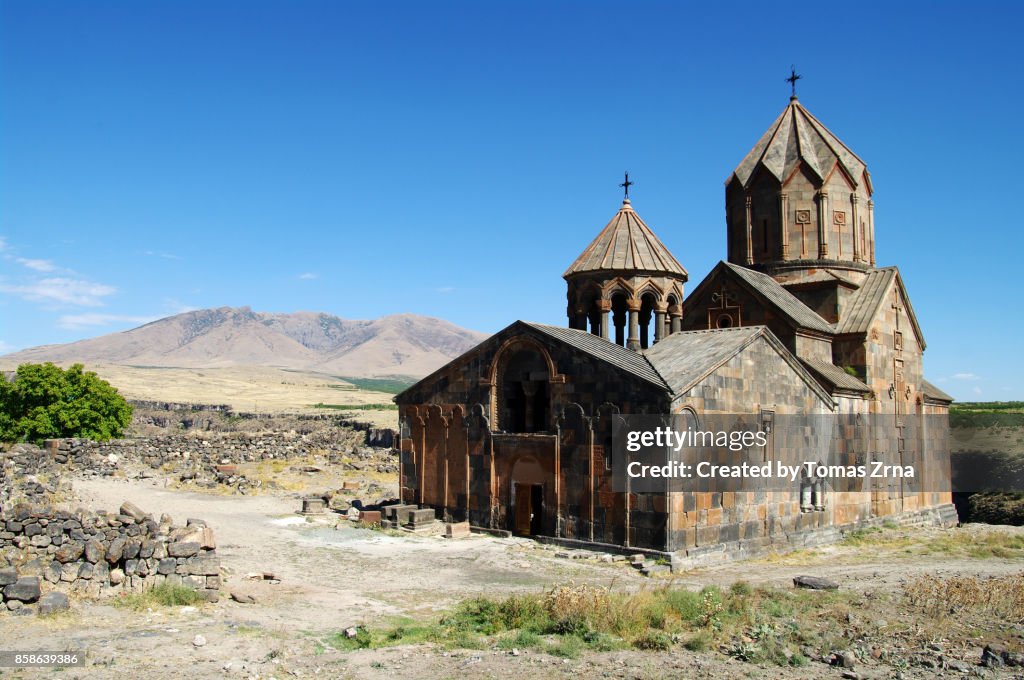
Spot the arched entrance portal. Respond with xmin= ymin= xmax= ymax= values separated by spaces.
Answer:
xmin=511 ymin=457 xmax=546 ymax=536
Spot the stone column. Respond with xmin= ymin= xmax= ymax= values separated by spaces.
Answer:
xmin=668 ymin=302 xmax=682 ymax=335
xmin=867 ymin=199 xmax=876 ymax=266
xmin=627 ymin=300 xmax=641 ymax=351
xmin=599 ymin=300 xmax=610 ymax=341
xmin=778 ymin=192 xmax=789 ymax=260
xmin=744 ymin=195 xmax=753 ymax=265
xmin=653 ymin=304 xmax=667 ymax=344
xmin=817 ymin=189 xmax=829 ymax=259
xmin=851 ymin=193 xmax=860 ymax=262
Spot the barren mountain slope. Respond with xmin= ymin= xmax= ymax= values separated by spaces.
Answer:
xmin=1 ymin=307 xmax=487 ymax=378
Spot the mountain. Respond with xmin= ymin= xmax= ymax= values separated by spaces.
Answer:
xmin=0 ymin=307 xmax=489 ymax=378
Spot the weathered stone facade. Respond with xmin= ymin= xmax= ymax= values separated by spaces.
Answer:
xmin=395 ymin=95 xmax=954 ymax=560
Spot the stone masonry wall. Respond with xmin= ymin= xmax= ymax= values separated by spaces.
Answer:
xmin=1 ymin=500 xmax=221 ymax=614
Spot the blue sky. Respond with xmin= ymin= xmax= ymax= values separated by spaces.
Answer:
xmin=1 ymin=1 xmax=1021 ymax=401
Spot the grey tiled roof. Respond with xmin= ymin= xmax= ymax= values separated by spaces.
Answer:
xmin=523 ymin=323 xmax=669 ymax=390
xmin=723 ymin=262 xmax=834 ymax=334
xmin=921 ymin=379 xmax=954 ymax=403
xmin=834 ymin=268 xmax=896 ymax=335
xmin=564 ymin=199 xmax=687 ymax=278
xmin=729 ymin=98 xmax=870 ymax=191
xmin=641 ymin=326 xmax=763 ymax=396
xmin=799 ymin=358 xmax=871 ymax=395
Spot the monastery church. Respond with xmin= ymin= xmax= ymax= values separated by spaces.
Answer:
xmin=395 ymin=90 xmax=955 ymax=559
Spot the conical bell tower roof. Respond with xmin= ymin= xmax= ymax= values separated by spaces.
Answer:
xmin=728 ymin=96 xmax=872 ymax=196
xmin=563 ymin=198 xmax=687 ymax=279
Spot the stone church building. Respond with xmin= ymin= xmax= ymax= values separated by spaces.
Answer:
xmin=394 ymin=94 xmax=955 ymax=560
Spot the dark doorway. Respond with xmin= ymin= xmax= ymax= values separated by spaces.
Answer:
xmin=513 ymin=483 xmax=544 ymax=536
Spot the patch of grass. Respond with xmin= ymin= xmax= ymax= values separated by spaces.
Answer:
xmin=922 ymin=529 xmax=1024 ymax=558
xmin=496 ymin=629 xmax=541 ymax=650
xmin=114 ymin=583 xmax=201 ymax=610
xmin=337 ymin=377 xmax=417 ymax=394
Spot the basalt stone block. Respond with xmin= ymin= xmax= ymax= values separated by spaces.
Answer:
xmin=186 ymin=555 xmax=220 ymax=576
xmin=358 ymin=511 xmax=382 ymax=526
xmin=78 ymin=562 xmax=95 ymax=580
xmin=139 ymin=539 xmax=156 ymax=559
xmin=123 ymin=539 xmax=141 ymax=560
xmin=60 ymin=563 xmax=79 ymax=582
xmin=157 ymin=558 xmax=177 ymax=575
xmin=23 ymin=523 xmax=42 ymax=538
xmin=0 ymin=566 xmax=17 ymax=586
xmin=168 ymin=541 xmax=200 ymax=558
xmin=118 ymin=506 xmax=142 ymax=523
xmin=793 ymin=575 xmax=839 ymax=590
xmin=55 ymin=541 xmax=84 ymax=563
xmin=37 ymin=591 xmax=70 ymax=616
xmin=84 ymin=539 xmax=105 ymax=564
xmin=405 ymin=508 xmax=436 ymax=526
xmin=4 ymin=576 xmax=41 ymax=602
xmin=106 ymin=537 xmax=126 ymax=563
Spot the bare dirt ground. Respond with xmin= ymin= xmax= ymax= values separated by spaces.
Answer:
xmin=3 ymin=472 xmax=1023 ymax=679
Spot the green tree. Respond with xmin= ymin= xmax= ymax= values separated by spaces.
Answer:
xmin=0 ymin=363 xmax=132 ymax=443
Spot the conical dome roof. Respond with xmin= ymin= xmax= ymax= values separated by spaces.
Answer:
xmin=728 ymin=97 xmax=872 ymax=194
xmin=563 ymin=199 xmax=687 ymax=279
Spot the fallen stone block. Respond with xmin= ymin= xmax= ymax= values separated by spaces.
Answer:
xmin=120 ymin=501 xmax=148 ymax=523
xmin=443 ymin=521 xmax=471 ymax=539
xmin=302 ymin=497 xmax=326 ymax=515
xmin=358 ymin=510 xmax=382 ymax=526
xmin=793 ymin=575 xmax=839 ymax=590
xmin=37 ymin=591 xmax=70 ymax=615
xmin=3 ymin=576 xmax=41 ymax=603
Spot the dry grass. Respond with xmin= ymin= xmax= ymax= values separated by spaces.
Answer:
xmin=31 ymin=363 xmax=400 ymax=428
xmin=904 ymin=572 xmax=1024 ymax=622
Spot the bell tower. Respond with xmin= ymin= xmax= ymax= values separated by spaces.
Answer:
xmin=564 ymin=175 xmax=688 ymax=350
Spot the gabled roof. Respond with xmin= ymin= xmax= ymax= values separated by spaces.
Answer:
xmin=523 ymin=323 xmax=669 ymax=390
xmin=728 ymin=97 xmax=870 ymax=193
xmin=686 ymin=262 xmax=834 ymax=334
xmin=564 ymin=199 xmax=687 ymax=279
xmin=799 ymin=358 xmax=872 ymax=396
xmin=393 ymin=320 xmax=671 ymax=404
xmin=834 ymin=267 xmax=926 ymax=349
xmin=921 ymin=379 xmax=954 ymax=404
xmin=642 ymin=325 xmax=833 ymax=406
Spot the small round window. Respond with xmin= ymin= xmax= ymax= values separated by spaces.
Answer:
xmin=716 ymin=314 xmax=733 ymax=329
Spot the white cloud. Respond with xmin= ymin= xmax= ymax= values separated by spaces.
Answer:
xmin=57 ymin=313 xmax=157 ymax=330
xmin=952 ymin=372 xmax=980 ymax=381
xmin=143 ymin=250 xmax=181 ymax=260
xmin=435 ymin=286 xmax=456 ymax=294
xmin=0 ymin=277 xmax=116 ymax=307
xmin=0 ymin=237 xmax=7 ymax=251
xmin=16 ymin=257 xmax=57 ymax=272
xmin=298 ymin=272 xmax=319 ymax=280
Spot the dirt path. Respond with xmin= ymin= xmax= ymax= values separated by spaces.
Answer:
xmin=2 ymin=477 xmax=1022 ymax=679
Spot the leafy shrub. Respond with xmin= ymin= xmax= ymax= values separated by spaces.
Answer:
xmin=0 ymin=363 xmax=132 ymax=443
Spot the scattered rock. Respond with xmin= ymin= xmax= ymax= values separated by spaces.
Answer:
xmin=230 ymin=590 xmax=257 ymax=604
xmin=793 ymin=575 xmax=839 ymax=590
xmin=192 ymin=634 xmax=207 ymax=648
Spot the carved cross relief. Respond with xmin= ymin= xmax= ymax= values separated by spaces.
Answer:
xmin=708 ymin=285 xmax=742 ymax=329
